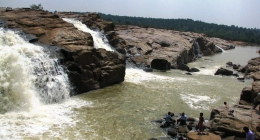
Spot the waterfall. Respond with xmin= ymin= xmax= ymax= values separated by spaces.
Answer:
xmin=62 ymin=18 xmax=114 ymax=52
xmin=215 ymin=45 xmax=226 ymax=52
xmin=193 ymin=41 xmax=202 ymax=58
xmin=0 ymin=28 xmax=70 ymax=114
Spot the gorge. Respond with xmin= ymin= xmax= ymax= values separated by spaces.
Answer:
xmin=0 ymin=8 xmax=260 ymax=139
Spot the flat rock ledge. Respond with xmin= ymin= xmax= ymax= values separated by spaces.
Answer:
xmin=187 ymin=132 xmax=221 ymax=140
xmin=209 ymin=105 xmax=260 ymax=139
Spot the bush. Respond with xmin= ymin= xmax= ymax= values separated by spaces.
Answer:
xmin=30 ymin=3 xmax=43 ymax=10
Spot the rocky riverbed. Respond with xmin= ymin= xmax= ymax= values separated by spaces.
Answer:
xmin=1 ymin=7 xmax=258 ymax=139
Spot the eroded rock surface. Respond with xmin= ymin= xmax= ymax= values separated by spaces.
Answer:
xmin=115 ymin=25 xmax=235 ymax=69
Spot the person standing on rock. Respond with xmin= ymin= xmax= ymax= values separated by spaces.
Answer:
xmin=243 ymin=126 xmax=254 ymax=140
xmin=253 ymin=93 xmax=260 ymax=109
xmin=198 ymin=112 xmax=205 ymax=132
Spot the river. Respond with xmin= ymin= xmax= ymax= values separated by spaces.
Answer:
xmin=0 ymin=24 xmax=260 ymax=139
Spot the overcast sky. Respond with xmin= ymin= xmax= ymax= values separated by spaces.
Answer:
xmin=1 ymin=0 xmax=260 ymax=29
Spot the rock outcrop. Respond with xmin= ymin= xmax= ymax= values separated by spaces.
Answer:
xmin=0 ymin=8 xmax=126 ymax=95
xmin=57 ymin=12 xmax=128 ymax=54
xmin=209 ymin=56 xmax=260 ymax=139
xmin=209 ymin=105 xmax=260 ymax=139
xmin=115 ymin=25 xmax=235 ymax=70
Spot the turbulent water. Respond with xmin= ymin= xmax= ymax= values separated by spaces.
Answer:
xmin=62 ymin=18 xmax=114 ymax=52
xmin=0 ymin=23 xmax=260 ymax=140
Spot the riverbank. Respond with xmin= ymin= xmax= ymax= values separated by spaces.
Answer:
xmin=151 ymin=55 xmax=260 ymax=139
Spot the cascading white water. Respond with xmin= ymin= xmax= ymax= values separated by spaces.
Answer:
xmin=215 ymin=45 xmax=226 ymax=52
xmin=62 ymin=18 xmax=114 ymax=52
xmin=0 ymin=28 xmax=70 ymax=114
xmin=193 ymin=41 xmax=202 ymax=58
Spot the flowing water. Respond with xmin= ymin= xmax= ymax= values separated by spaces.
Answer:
xmin=0 ymin=23 xmax=260 ymax=140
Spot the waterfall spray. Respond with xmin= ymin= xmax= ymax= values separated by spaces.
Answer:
xmin=0 ymin=28 xmax=70 ymax=113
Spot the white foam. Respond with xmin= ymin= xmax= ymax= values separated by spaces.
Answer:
xmin=180 ymin=93 xmax=218 ymax=110
xmin=63 ymin=18 xmax=114 ymax=52
xmin=0 ymin=28 xmax=71 ymax=113
xmin=125 ymin=68 xmax=187 ymax=84
xmin=0 ymin=98 xmax=93 ymax=139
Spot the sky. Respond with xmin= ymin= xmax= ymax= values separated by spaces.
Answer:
xmin=1 ymin=0 xmax=260 ymax=29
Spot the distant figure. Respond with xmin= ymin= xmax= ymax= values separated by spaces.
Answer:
xmin=164 ymin=112 xmax=173 ymax=126
xmin=253 ymin=93 xmax=260 ymax=109
xmin=243 ymin=126 xmax=255 ymax=140
xmin=161 ymin=112 xmax=173 ymax=127
xmin=177 ymin=112 xmax=187 ymax=125
xmin=198 ymin=113 xmax=205 ymax=132
xmin=224 ymin=101 xmax=227 ymax=107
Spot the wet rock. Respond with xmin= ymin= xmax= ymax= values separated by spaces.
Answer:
xmin=143 ymin=68 xmax=153 ymax=72
xmin=189 ymin=67 xmax=200 ymax=72
xmin=226 ymin=61 xmax=233 ymax=66
xmin=187 ymin=117 xmax=195 ymax=122
xmin=233 ymin=64 xmax=240 ymax=69
xmin=178 ymin=63 xmax=190 ymax=71
xmin=178 ymin=126 xmax=187 ymax=133
xmin=186 ymin=73 xmax=192 ymax=75
xmin=167 ymin=128 xmax=178 ymax=137
xmin=214 ymin=68 xmax=233 ymax=76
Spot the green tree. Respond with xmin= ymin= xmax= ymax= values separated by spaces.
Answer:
xmin=30 ymin=3 xmax=43 ymax=10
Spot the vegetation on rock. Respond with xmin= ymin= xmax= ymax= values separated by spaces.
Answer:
xmin=30 ymin=3 xmax=43 ymax=10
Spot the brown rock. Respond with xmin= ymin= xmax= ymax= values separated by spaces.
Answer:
xmin=187 ymin=132 xmax=221 ymax=140
xmin=115 ymin=25 xmax=233 ymax=69
xmin=209 ymin=104 xmax=260 ymax=139
xmin=0 ymin=9 xmax=126 ymax=95
xmin=239 ymin=87 xmax=253 ymax=104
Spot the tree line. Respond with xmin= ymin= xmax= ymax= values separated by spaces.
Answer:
xmin=98 ymin=13 xmax=260 ymax=44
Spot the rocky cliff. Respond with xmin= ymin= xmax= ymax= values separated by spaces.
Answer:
xmin=115 ymin=25 xmax=235 ymax=70
xmin=0 ymin=8 xmax=126 ymax=95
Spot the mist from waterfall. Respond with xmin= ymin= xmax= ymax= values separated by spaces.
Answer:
xmin=0 ymin=28 xmax=70 ymax=114
xmin=62 ymin=18 xmax=114 ymax=52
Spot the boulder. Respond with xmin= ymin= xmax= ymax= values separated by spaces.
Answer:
xmin=178 ymin=63 xmax=190 ymax=71
xmin=208 ymin=105 xmax=260 ymax=139
xmin=167 ymin=128 xmax=178 ymax=137
xmin=189 ymin=67 xmax=200 ymax=72
xmin=226 ymin=61 xmax=233 ymax=66
xmin=214 ymin=68 xmax=233 ymax=76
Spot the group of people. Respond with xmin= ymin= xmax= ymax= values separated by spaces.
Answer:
xmin=161 ymin=100 xmax=256 ymax=139
xmin=163 ymin=112 xmax=205 ymax=132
